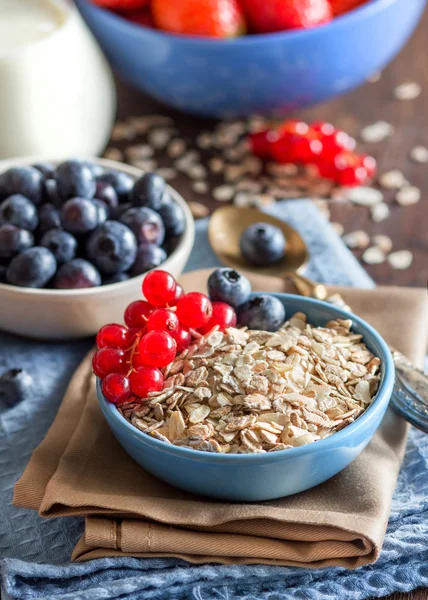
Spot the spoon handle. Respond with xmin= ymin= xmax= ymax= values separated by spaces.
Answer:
xmin=285 ymin=273 xmax=328 ymax=300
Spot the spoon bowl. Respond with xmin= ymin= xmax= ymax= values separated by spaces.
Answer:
xmin=208 ymin=206 xmax=309 ymax=277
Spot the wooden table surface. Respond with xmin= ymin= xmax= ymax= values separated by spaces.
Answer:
xmin=110 ymin=12 xmax=428 ymax=599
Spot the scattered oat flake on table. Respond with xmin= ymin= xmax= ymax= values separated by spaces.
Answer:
xmin=192 ymin=181 xmax=209 ymax=194
xmin=388 ymin=250 xmax=413 ymax=270
xmin=396 ymin=186 xmax=421 ymax=206
xmin=346 ymin=186 xmax=384 ymax=206
xmin=410 ymin=145 xmax=428 ymax=163
xmin=372 ymin=235 xmax=393 ymax=254
xmin=112 ymin=122 xmax=136 ymax=141
xmin=188 ymin=201 xmax=209 ymax=219
xmin=148 ymin=128 xmax=176 ymax=149
xmin=360 ymin=121 xmax=394 ymax=143
xmin=331 ymin=222 xmax=344 ymax=237
xmin=125 ymin=144 xmax=154 ymax=160
xmin=379 ymin=169 xmax=406 ymax=189
xmin=371 ymin=202 xmax=391 ymax=223
xmin=362 ymin=246 xmax=386 ymax=265
xmin=343 ymin=230 xmax=370 ymax=250
xmin=187 ymin=164 xmax=208 ymax=180
xmin=131 ymin=159 xmax=157 ymax=171
xmin=213 ymin=185 xmax=235 ymax=202
xmin=156 ymin=167 xmax=177 ymax=181
xmin=103 ymin=147 xmax=124 ymax=162
xmin=167 ymin=139 xmax=186 ymax=158
xmin=393 ymin=82 xmax=421 ymax=100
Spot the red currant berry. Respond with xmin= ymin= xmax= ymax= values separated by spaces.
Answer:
xmin=142 ymin=270 xmax=177 ymax=307
xmin=138 ymin=330 xmax=177 ymax=367
xmin=96 ymin=323 xmax=132 ymax=350
xmin=147 ymin=308 xmax=179 ymax=333
xmin=170 ymin=326 xmax=192 ymax=353
xmin=292 ymin=133 xmax=323 ymax=164
xmin=199 ymin=302 xmax=237 ymax=335
xmin=176 ymin=292 xmax=213 ymax=329
xmin=359 ymin=154 xmax=377 ymax=179
xmin=271 ymin=121 xmax=309 ymax=164
xmin=310 ymin=121 xmax=335 ymax=136
xmin=170 ymin=283 xmax=185 ymax=306
xmin=249 ymin=129 xmax=276 ymax=159
xmin=322 ymin=130 xmax=355 ymax=159
xmin=102 ymin=373 xmax=131 ymax=404
xmin=92 ymin=347 xmax=128 ymax=379
xmin=334 ymin=152 xmax=368 ymax=186
xmin=130 ymin=366 xmax=164 ymax=397
xmin=124 ymin=300 xmax=153 ymax=329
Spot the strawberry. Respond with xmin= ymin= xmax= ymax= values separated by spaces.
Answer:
xmin=152 ymin=0 xmax=246 ymax=37
xmin=242 ymin=0 xmax=332 ymax=33
xmin=329 ymin=0 xmax=367 ymax=16
xmin=90 ymin=0 xmax=149 ymax=12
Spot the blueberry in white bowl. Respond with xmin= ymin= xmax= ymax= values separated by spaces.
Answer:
xmin=0 ymin=195 xmax=39 ymax=231
xmin=0 ymin=157 xmax=194 ymax=339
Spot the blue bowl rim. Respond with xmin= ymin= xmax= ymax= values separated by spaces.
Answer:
xmin=98 ymin=293 xmax=395 ymax=463
xmin=77 ymin=0 xmax=405 ymax=46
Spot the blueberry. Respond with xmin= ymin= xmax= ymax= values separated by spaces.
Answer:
xmin=240 ymin=222 xmax=286 ymax=266
xmin=157 ymin=200 xmax=185 ymax=237
xmin=38 ymin=203 xmax=61 ymax=233
xmin=0 ymin=368 xmax=34 ymax=408
xmin=83 ymin=161 xmax=104 ymax=178
xmin=93 ymin=199 xmax=109 ymax=223
xmin=0 ymin=166 xmax=44 ymax=205
xmin=54 ymin=160 xmax=96 ymax=202
xmin=131 ymin=244 xmax=167 ymax=276
xmin=97 ymin=170 xmax=134 ymax=202
xmin=40 ymin=229 xmax=77 ymax=264
xmin=119 ymin=207 xmax=165 ymax=246
xmin=44 ymin=179 xmax=61 ymax=206
xmin=95 ymin=181 xmax=118 ymax=211
xmin=0 ymin=195 xmax=38 ymax=231
xmin=111 ymin=202 xmax=132 ymax=220
xmin=32 ymin=162 xmax=55 ymax=179
xmin=0 ymin=265 xmax=6 ymax=283
xmin=60 ymin=197 xmax=98 ymax=235
xmin=86 ymin=220 xmax=137 ymax=275
xmin=103 ymin=272 xmax=130 ymax=285
xmin=130 ymin=172 xmax=166 ymax=210
xmin=237 ymin=295 xmax=286 ymax=332
xmin=7 ymin=247 xmax=57 ymax=288
xmin=207 ymin=268 xmax=251 ymax=309
xmin=0 ymin=224 xmax=34 ymax=258
xmin=54 ymin=258 xmax=101 ymax=289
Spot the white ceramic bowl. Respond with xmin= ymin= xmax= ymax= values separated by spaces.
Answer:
xmin=0 ymin=157 xmax=195 ymax=340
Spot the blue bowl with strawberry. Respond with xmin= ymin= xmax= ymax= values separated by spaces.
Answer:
xmin=75 ymin=0 xmax=425 ymax=118
xmin=95 ymin=268 xmax=394 ymax=501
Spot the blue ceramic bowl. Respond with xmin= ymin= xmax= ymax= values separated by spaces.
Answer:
xmin=75 ymin=0 xmax=425 ymax=118
xmin=97 ymin=293 xmax=395 ymax=501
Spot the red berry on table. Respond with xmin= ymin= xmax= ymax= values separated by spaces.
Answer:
xmin=292 ymin=132 xmax=323 ymax=164
xmin=170 ymin=283 xmax=185 ymax=306
xmin=176 ymin=292 xmax=213 ymax=329
xmin=92 ymin=347 xmax=128 ymax=379
xmin=91 ymin=0 xmax=149 ymax=12
xmin=170 ymin=326 xmax=192 ymax=353
xmin=270 ymin=120 xmax=309 ymax=163
xmin=322 ymin=129 xmax=356 ymax=159
xmin=130 ymin=366 xmax=164 ymax=397
xmin=124 ymin=300 xmax=153 ymax=329
xmin=242 ymin=0 xmax=332 ymax=33
xmin=334 ymin=152 xmax=368 ymax=186
xmin=147 ymin=308 xmax=179 ymax=333
xmin=142 ymin=270 xmax=177 ymax=307
xmin=310 ymin=121 xmax=335 ymax=136
xmin=102 ymin=373 xmax=132 ymax=404
xmin=138 ymin=330 xmax=177 ymax=367
xmin=152 ymin=0 xmax=246 ymax=37
xmin=96 ymin=323 xmax=132 ymax=350
xmin=199 ymin=302 xmax=237 ymax=334
xmin=359 ymin=154 xmax=377 ymax=180
xmin=249 ymin=130 xmax=277 ymax=160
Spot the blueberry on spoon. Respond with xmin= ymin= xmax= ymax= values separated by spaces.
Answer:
xmin=240 ymin=222 xmax=286 ymax=266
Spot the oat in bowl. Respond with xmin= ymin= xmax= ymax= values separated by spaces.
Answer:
xmin=96 ymin=268 xmax=394 ymax=501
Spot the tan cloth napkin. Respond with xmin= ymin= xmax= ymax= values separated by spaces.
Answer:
xmin=14 ymin=270 xmax=428 ymax=569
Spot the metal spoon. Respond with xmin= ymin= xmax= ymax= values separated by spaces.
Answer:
xmin=208 ymin=205 xmax=428 ymax=433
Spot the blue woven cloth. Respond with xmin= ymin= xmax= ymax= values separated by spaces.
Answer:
xmin=1 ymin=200 xmax=427 ymax=600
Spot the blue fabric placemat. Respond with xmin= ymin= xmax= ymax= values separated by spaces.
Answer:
xmin=1 ymin=200 xmax=427 ymax=600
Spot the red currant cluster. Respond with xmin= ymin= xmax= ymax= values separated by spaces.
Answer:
xmin=92 ymin=270 xmax=237 ymax=404
xmin=250 ymin=120 xmax=376 ymax=187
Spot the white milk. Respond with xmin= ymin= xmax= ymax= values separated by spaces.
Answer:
xmin=0 ymin=0 xmax=64 ymax=51
xmin=0 ymin=0 xmax=116 ymax=159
